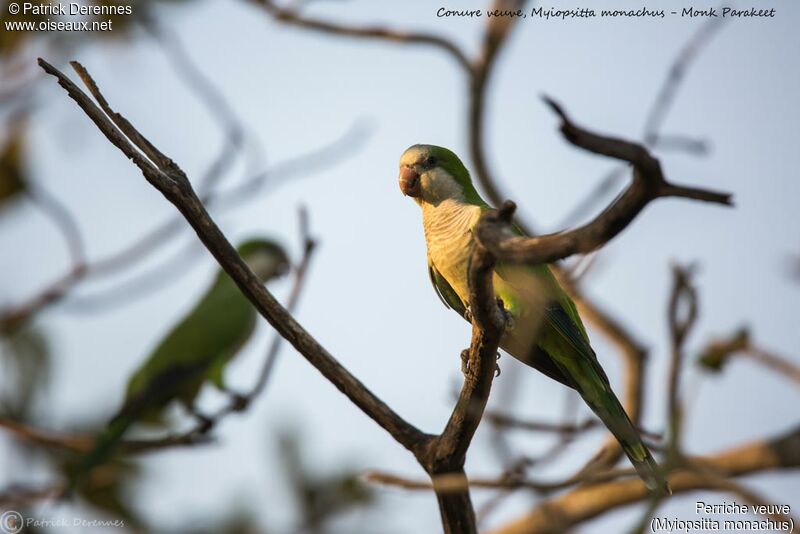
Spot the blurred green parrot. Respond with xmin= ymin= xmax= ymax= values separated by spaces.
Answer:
xmin=69 ymin=238 xmax=290 ymax=492
xmin=398 ymin=144 xmax=668 ymax=492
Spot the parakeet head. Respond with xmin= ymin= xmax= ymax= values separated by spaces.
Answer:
xmin=236 ymin=238 xmax=290 ymax=283
xmin=398 ymin=144 xmax=484 ymax=206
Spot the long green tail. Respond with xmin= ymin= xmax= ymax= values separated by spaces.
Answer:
xmin=535 ymin=306 xmax=669 ymax=493
xmin=66 ymin=413 xmax=132 ymax=495
xmin=583 ymin=389 xmax=670 ymax=494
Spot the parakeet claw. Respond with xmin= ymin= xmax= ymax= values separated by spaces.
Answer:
xmin=495 ymin=363 xmax=501 ymax=377
xmin=460 ymin=349 xmax=470 ymax=375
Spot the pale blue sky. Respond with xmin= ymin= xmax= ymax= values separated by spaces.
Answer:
xmin=1 ymin=0 xmax=798 ymax=532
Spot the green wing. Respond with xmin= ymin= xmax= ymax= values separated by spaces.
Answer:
xmin=428 ymin=261 xmax=467 ymax=318
xmin=125 ymin=274 xmax=256 ymax=404
xmin=494 ymin=219 xmax=602 ymax=381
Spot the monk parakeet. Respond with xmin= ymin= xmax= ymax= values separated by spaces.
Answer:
xmin=398 ymin=144 xmax=666 ymax=491
xmin=69 ymin=238 xmax=290 ymax=491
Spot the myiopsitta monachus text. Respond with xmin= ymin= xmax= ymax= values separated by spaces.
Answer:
xmin=70 ymin=238 xmax=290 ymax=490
xmin=398 ymin=144 xmax=666 ymax=492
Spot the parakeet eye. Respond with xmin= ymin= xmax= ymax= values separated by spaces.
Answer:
xmin=426 ymin=156 xmax=437 ymax=167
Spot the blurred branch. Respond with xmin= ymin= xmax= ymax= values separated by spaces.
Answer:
xmin=467 ymin=0 xmax=529 ymax=209
xmin=651 ymin=134 xmax=709 ymax=156
xmin=0 ymin=118 xmax=366 ymax=330
xmin=666 ymin=264 xmax=698 ymax=447
xmin=744 ymin=346 xmax=800 ymax=386
xmin=489 ymin=425 xmax=800 ymax=534
xmin=365 ymin=465 xmax=637 ymax=494
xmin=474 ymin=99 xmax=732 ymax=265
xmin=642 ymin=18 xmax=725 ymax=143
xmin=39 ymin=58 xmax=510 ymax=534
xmin=246 ymin=206 xmax=316 ymax=399
xmin=25 ymin=182 xmax=86 ymax=268
xmin=254 ymin=0 xmax=471 ymax=72
xmin=698 ymin=327 xmax=800 ymax=386
xmin=486 ymin=411 xmax=662 ymax=442
xmin=60 ymin=120 xmax=368 ymax=314
xmin=0 ymin=416 xmax=212 ymax=454
xmin=143 ymin=17 xmax=244 ymax=195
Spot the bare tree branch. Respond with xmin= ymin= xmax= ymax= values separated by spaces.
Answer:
xmin=699 ymin=328 xmax=800 ymax=386
xmin=473 ymin=99 xmax=732 ymax=266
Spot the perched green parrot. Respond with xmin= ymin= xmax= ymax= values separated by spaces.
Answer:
xmin=69 ymin=238 xmax=290 ymax=491
xmin=398 ymin=144 xmax=667 ymax=492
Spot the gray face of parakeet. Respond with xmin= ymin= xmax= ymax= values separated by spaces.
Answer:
xmin=398 ymin=144 xmax=482 ymax=207
xmin=237 ymin=239 xmax=291 ymax=283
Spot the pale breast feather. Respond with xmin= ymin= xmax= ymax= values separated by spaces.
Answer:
xmin=422 ymin=201 xmax=483 ymax=302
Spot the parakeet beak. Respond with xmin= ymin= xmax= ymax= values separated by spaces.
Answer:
xmin=399 ymin=165 xmax=421 ymax=197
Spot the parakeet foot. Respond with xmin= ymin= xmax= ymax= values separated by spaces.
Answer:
xmin=495 ymin=352 xmax=502 ymax=377
xmin=464 ymin=306 xmax=473 ymax=323
xmin=496 ymin=298 xmax=515 ymax=331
